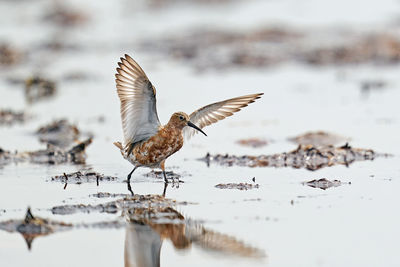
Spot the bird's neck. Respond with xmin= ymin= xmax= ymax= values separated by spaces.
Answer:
xmin=164 ymin=121 xmax=184 ymax=132
xmin=162 ymin=123 xmax=183 ymax=135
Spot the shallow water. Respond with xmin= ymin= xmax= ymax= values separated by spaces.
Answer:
xmin=1 ymin=0 xmax=400 ymax=266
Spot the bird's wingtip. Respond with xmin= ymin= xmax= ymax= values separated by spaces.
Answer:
xmin=124 ymin=54 xmax=133 ymax=61
xmin=254 ymin=92 xmax=264 ymax=99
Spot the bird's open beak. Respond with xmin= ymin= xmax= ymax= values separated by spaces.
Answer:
xmin=187 ymin=121 xmax=207 ymax=136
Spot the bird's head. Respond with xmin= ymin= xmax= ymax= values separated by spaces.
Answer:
xmin=168 ymin=112 xmax=207 ymax=136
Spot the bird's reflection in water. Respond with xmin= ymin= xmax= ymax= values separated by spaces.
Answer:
xmin=124 ymin=206 xmax=265 ymax=267
xmin=0 ymin=202 xmax=265 ymax=266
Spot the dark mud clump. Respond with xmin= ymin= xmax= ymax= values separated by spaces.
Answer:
xmin=0 ymin=147 xmax=14 ymax=166
xmin=201 ymin=143 xmax=383 ymax=170
xmin=90 ymin=192 xmax=130 ymax=198
xmin=237 ymin=138 xmax=268 ymax=148
xmin=215 ymin=183 xmax=260 ymax=190
xmin=303 ymin=178 xmax=344 ymax=190
xmin=289 ymin=131 xmax=349 ymax=146
xmin=36 ymin=119 xmax=80 ymax=148
xmin=0 ymin=109 xmax=28 ymax=126
xmin=0 ymin=43 xmax=22 ymax=66
xmin=51 ymin=194 xmax=183 ymax=215
xmin=25 ymin=76 xmax=56 ymax=103
xmin=0 ymin=208 xmax=72 ymax=249
xmin=28 ymin=138 xmax=92 ymax=164
xmin=0 ymin=138 xmax=92 ymax=165
xmin=51 ymin=171 xmax=118 ymax=184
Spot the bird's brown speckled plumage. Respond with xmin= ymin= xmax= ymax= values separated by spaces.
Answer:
xmin=114 ymin=54 xmax=263 ymax=187
xmin=129 ymin=120 xmax=184 ymax=167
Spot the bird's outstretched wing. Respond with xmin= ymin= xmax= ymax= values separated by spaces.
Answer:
xmin=183 ymin=93 xmax=263 ymax=139
xmin=116 ymin=54 xmax=161 ymax=152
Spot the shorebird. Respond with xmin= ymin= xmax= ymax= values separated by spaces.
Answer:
xmin=114 ymin=54 xmax=263 ymax=185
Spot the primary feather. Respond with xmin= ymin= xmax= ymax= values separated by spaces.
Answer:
xmin=115 ymin=54 xmax=161 ymax=151
xmin=183 ymin=93 xmax=263 ymax=139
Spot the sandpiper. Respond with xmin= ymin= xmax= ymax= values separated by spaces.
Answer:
xmin=114 ymin=54 xmax=263 ymax=185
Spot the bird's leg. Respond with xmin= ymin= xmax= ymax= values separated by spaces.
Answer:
xmin=160 ymin=161 xmax=169 ymax=184
xmin=163 ymin=170 xmax=169 ymax=184
xmin=127 ymin=182 xmax=134 ymax=196
xmin=126 ymin=166 xmax=138 ymax=196
xmin=127 ymin=166 xmax=138 ymax=182
xmin=162 ymin=182 xmax=168 ymax=197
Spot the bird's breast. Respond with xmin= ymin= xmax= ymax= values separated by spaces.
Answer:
xmin=132 ymin=127 xmax=183 ymax=166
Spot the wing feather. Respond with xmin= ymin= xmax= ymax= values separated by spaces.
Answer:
xmin=115 ymin=54 xmax=161 ymax=151
xmin=183 ymin=93 xmax=263 ymax=139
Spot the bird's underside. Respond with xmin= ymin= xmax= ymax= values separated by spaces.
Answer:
xmin=114 ymin=124 xmax=184 ymax=169
xmin=114 ymin=54 xmax=263 ymax=190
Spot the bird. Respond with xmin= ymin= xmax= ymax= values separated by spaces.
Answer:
xmin=113 ymin=54 xmax=263 ymax=186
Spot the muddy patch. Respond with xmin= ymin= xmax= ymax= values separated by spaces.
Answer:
xmin=140 ymin=27 xmax=300 ymax=70
xmin=201 ymin=143 xmax=384 ymax=170
xmin=24 ymin=76 xmax=57 ymax=104
xmin=50 ymin=171 xmax=118 ymax=185
xmin=215 ymin=183 xmax=260 ymax=190
xmin=289 ymin=131 xmax=349 ymax=146
xmin=140 ymin=29 xmax=400 ymax=70
xmin=301 ymin=34 xmax=400 ymax=65
xmin=90 ymin=192 xmax=130 ymax=198
xmin=29 ymin=138 xmax=91 ymax=164
xmin=6 ymin=76 xmax=56 ymax=103
xmin=237 ymin=138 xmax=268 ymax=148
xmin=36 ymin=119 xmax=80 ymax=148
xmin=303 ymin=178 xmax=345 ymax=190
xmin=0 ymin=138 xmax=92 ymax=166
xmin=42 ymin=3 xmax=88 ymax=27
xmin=0 ymin=109 xmax=28 ymax=126
xmin=0 ymin=43 xmax=23 ymax=66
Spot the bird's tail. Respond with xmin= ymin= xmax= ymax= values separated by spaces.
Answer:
xmin=113 ymin=141 xmax=123 ymax=150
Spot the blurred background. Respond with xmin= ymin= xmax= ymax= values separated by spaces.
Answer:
xmin=1 ymin=0 xmax=400 ymax=266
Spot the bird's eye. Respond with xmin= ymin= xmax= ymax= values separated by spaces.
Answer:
xmin=179 ymin=115 xmax=184 ymax=121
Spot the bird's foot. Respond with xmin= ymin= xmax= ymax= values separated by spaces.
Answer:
xmin=127 ymin=182 xmax=134 ymax=196
xmin=162 ymin=182 xmax=168 ymax=197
